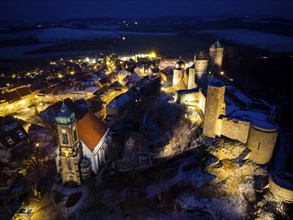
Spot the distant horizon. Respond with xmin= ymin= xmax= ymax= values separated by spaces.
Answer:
xmin=1 ymin=15 xmax=292 ymax=25
xmin=0 ymin=0 xmax=292 ymax=23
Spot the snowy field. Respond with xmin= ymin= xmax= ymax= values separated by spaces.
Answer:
xmin=0 ymin=27 xmax=120 ymax=42
xmin=196 ymin=29 xmax=293 ymax=52
xmin=0 ymin=43 xmax=54 ymax=59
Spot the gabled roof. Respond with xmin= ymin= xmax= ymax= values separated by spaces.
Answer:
xmin=77 ymin=111 xmax=108 ymax=152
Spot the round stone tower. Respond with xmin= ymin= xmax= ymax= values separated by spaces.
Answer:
xmin=194 ymin=51 xmax=208 ymax=89
xmin=173 ymin=58 xmax=185 ymax=86
xmin=209 ymin=40 xmax=224 ymax=72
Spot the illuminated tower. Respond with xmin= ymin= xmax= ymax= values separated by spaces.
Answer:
xmin=173 ymin=58 xmax=185 ymax=86
xmin=203 ymin=86 xmax=226 ymax=138
xmin=55 ymin=103 xmax=83 ymax=185
xmin=194 ymin=51 xmax=208 ymax=89
xmin=209 ymin=40 xmax=224 ymax=72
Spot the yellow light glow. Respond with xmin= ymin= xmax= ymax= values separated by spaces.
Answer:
xmin=220 ymin=71 xmax=224 ymax=75
xmin=20 ymin=100 xmax=26 ymax=105
xmin=70 ymin=71 xmax=75 ymax=75
xmin=150 ymin=52 xmax=156 ymax=58
xmin=8 ymin=104 xmax=13 ymax=109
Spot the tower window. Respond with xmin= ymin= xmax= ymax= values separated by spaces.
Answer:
xmin=73 ymin=127 xmax=77 ymax=141
xmin=67 ymin=159 xmax=72 ymax=170
xmin=62 ymin=133 xmax=68 ymax=144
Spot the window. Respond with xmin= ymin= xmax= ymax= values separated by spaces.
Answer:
xmin=62 ymin=133 xmax=68 ymax=145
xmin=5 ymin=136 xmax=14 ymax=145
xmin=67 ymin=159 xmax=72 ymax=170
xmin=16 ymin=129 xmax=26 ymax=139
xmin=73 ymin=127 xmax=77 ymax=141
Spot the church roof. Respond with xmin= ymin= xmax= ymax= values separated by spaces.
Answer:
xmin=77 ymin=111 xmax=108 ymax=152
xmin=55 ymin=103 xmax=76 ymax=125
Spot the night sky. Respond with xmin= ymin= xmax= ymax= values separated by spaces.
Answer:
xmin=0 ymin=0 xmax=292 ymax=22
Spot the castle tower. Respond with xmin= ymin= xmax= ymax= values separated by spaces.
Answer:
xmin=209 ymin=40 xmax=224 ymax=72
xmin=194 ymin=51 xmax=208 ymax=89
xmin=55 ymin=103 xmax=83 ymax=186
xmin=203 ymin=86 xmax=226 ymax=138
xmin=173 ymin=58 xmax=185 ymax=86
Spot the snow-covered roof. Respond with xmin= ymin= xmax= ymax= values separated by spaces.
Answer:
xmin=210 ymin=40 xmax=222 ymax=49
xmin=82 ymin=86 xmax=99 ymax=94
xmin=77 ymin=111 xmax=108 ymax=152
xmin=107 ymin=93 xmax=132 ymax=108
xmin=211 ymin=76 xmax=277 ymax=130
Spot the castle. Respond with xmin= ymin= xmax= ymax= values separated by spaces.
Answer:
xmin=171 ymin=41 xmax=293 ymax=202
xmin=53 ymin=41 xmax=292 ymax=202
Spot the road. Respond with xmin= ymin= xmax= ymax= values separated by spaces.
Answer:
xmin=29 ymin=160 xmax=64 ymax=220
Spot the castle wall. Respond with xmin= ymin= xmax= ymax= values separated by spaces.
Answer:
xmin=179 ymin=92 xmax=198 ymax=106
xmin=203 ymin=86 xmax=226 ymax=138
xmin=220 ymin=117 xmax=250 ymax=143
xmin=188 ymin=68 xmax=196 ymax=89
xmin=198 ymin=89 xmax=206 ymax=113
xmin=247 ymin=124 xmax=278 ymax=164
xmin=269 ymin=177 xmax=293 ymax=203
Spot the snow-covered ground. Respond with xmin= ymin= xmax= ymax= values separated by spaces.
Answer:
xmin=0 ymin=27 xmax=120 ymax=42
xmin=0 ymin=43 xmax=54 ymax=59
xmin=196 ymin=29 xmax=293 ymax=52
xmin=117 ymin=31 xmax=177 ymax=36
xmin=34 ymin=28 xmax=119 ymax=43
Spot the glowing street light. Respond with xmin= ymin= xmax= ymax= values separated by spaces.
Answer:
xmin=220 ymin=71 xmax=224 ymax=75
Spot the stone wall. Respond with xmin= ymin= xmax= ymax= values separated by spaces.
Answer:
xmin=247 ymin=124 xmax=278 ymax=164
xmin=220 ymin=117 xmax=250 ymax=143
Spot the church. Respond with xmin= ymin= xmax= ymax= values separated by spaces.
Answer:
xmin=55 ymin=103 xmax=110 ymax=185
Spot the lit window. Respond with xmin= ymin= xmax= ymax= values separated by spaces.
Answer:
xmin=5 ymin=136 xmax=14 ymax=145
xmin=16 ymin=129 xmax=26 ymax=139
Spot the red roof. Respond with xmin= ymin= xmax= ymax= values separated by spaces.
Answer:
xmin=77 ymin=112 xmax=108 ymax=152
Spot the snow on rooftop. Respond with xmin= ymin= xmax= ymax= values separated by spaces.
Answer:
xmin=219 ymin=78 xmax=277 ymax=130
xmin=107 ymin=93 xmax=132 ymax=108
xmin=82 ymin=86 xmax=99 ymax=94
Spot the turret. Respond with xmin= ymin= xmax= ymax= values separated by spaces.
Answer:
xmin=173 ymin=58 xmax=185 ymax=86
xmin=194 ymin=51 xmax=208 ymax=89
xmin=209 ymin=40 xmax=224 ymax=72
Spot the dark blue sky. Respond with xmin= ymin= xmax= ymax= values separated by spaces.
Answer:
xmin=0 ymin=0 xmax=292 ymax=22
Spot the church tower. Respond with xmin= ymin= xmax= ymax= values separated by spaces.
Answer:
xmin=173 ymin=58 xmax=185 ymax=86
xmin=209 ymin=40 xmax=224 ymax=72
xmin=55 ymin=103 xmax=83 ymax=186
